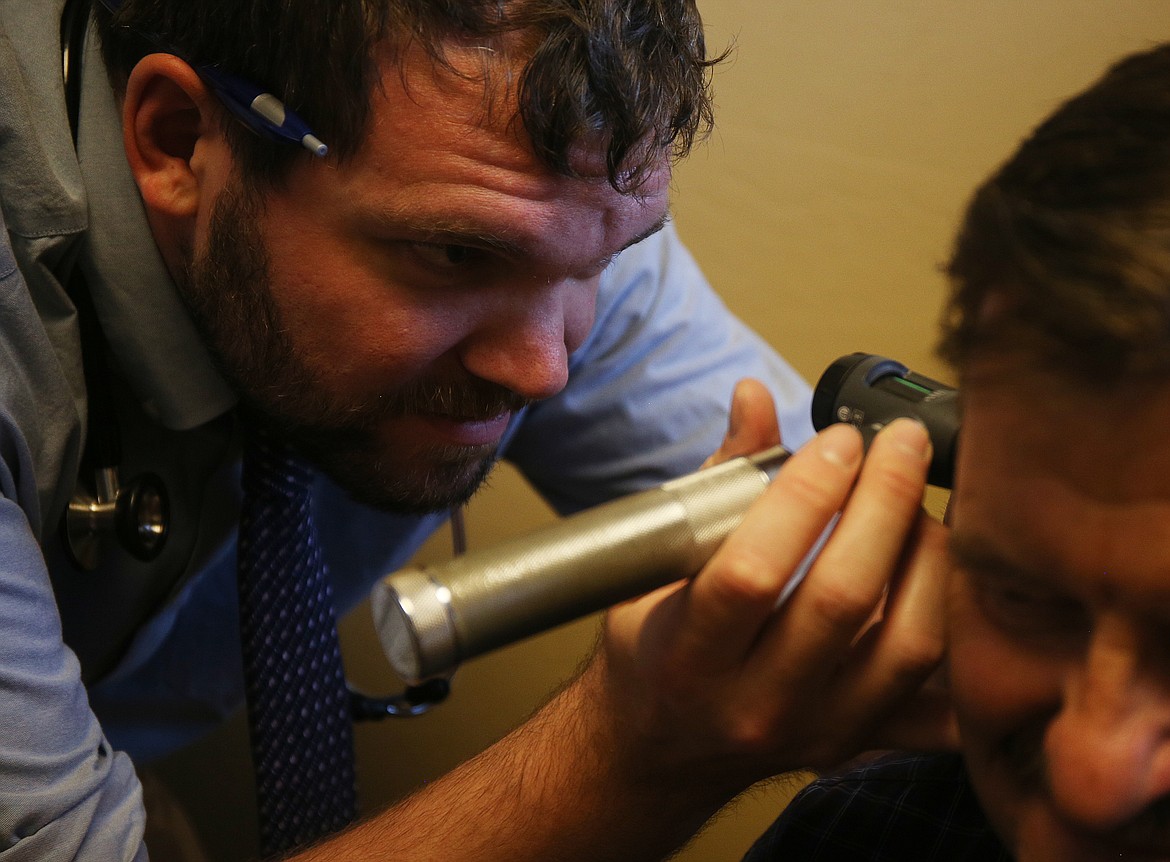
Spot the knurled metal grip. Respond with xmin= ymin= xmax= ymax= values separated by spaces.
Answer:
xmin=372 ymin=447 xmax=789 ymax=684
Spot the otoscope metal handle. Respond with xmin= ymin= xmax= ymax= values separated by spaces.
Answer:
xmin=372 ymin=446 xmax=790 ymax=684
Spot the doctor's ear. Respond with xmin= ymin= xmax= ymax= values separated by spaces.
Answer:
xmin=121 ymin=53 xmax=231 ymax=222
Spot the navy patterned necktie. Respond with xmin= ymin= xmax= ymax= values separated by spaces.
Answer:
xmin=237 ymin=429 xmax=358 ymax=857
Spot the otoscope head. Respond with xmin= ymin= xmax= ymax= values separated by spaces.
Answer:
xmin=812 ymin=352 xmax=959 ymax=489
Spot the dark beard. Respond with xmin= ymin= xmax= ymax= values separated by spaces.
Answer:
xmin=172 ymin=181 xmax=526 ymax=513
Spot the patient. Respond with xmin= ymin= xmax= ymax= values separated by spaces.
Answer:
xmin=746 ymin=41 xmax=1170 ymax=862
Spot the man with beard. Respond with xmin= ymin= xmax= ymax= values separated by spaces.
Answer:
xmin=0 ymin=0 xmax=954 ymax=859
xmin=745 ymin=41 xmax=1170 ymax=862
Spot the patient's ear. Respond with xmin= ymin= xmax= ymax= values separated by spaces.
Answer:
xmin=121 ymin=53 xmax=229 ymax=226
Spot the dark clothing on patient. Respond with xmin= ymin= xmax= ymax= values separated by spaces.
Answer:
xmin=744 ymin=753 xmax=1011 ymax=862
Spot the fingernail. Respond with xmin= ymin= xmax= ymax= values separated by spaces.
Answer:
xmin=882 ymin=417 xmax=932 ymax=461
xmin=818 ymin=423 xmax=863 ymax=467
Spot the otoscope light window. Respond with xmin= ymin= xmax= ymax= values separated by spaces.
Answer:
xmin=892 ymin=376 xmax=932 ymax=396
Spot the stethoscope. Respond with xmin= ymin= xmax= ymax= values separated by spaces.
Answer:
xmin=57 ymin=0 xmax=452 ymax=714
xmin=59 ymin=0 xmax=342 ymax=571
xmin=59 ymin=0 xmax=170 ymax=572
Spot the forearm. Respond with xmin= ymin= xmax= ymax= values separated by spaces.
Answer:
xmin=295 ymin=417 xmax=953 ymax=862
xmin=0 ymin=499 xmax=149 ymax=860
xmin=295 ymin=656 xmax=729 ymax=862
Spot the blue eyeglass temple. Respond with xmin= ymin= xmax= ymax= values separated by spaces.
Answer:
xmin=94 ymin=0 xmax=328 ymax=157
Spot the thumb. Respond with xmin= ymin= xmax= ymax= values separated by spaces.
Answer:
xmin=703 ymin=378 xmax=782 ymax=468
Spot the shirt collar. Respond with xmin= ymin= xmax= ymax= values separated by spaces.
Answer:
xmin=74 ymin=24 xmax=236 ymax=430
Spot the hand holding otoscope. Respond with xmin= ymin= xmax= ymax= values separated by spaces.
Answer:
xmin=372 ymin=353 xmax=959 ymax=686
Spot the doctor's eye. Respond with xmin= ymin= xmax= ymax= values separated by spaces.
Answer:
xmin=408 ymin=242 xmax=481 ymax=269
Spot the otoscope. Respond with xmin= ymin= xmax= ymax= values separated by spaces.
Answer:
xmin=372 ymin=353 xmax=959 ymax=686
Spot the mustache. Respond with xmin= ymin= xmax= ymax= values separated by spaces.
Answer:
xmin=1112 ymin=799 xmax=1170 ymax=853
xmin=366 ymin=377 xmax=534 ymax=427
xmin=244 ymin=371 xmax=534 ymax=445
xmin=997 ymin=724 xmax=1048 ymax=795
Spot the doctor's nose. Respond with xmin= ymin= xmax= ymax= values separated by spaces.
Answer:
xmin=458 ymin=278 xmax=595 ymax=403
xmin=1043 ymin=616 xmax=1170 ymax=831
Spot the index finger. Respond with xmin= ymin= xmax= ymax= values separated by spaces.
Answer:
xmin=751 ymin=418 xmax=933 ymax=687
xmin=672 ymin=423 xmax=865 ymax=676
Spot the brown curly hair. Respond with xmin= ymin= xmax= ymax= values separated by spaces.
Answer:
xmin=940 ymin=43 xmax=1170 ymax=385
xmin=96 ymin=0 xmax=723 ymax=193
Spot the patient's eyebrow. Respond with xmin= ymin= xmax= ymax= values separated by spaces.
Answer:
xmin=948 ymin=532 xmax=1045 ymax=583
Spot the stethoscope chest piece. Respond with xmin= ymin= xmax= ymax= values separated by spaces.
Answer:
xmin=62 ymin=466 xmax=169 ymax=571
xmin=59 ymin=0 xmax=170 ymax=573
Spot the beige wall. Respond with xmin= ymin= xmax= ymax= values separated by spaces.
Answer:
xmin=160 ymin=4 xmax=1170 ymax=860
xmin=679 ymin=0 xmax=1170 ymax=390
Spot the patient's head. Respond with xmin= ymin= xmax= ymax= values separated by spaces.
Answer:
xmin=939 ymin=42 xmax=1170 ymax=861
